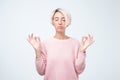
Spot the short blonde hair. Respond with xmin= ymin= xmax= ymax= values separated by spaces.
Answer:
xmin=51 ymin=8 xmax=71 ymax=27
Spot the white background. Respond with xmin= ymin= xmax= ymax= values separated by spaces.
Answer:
xmin=0 ymin=0 xmax=120 ymax=80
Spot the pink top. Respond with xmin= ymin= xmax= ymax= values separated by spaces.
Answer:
xmin=36 ymin=37 xmax=86 ymax=80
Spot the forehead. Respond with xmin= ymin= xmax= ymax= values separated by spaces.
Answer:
xmin=53 ymin=11 xmax=65 ymax=18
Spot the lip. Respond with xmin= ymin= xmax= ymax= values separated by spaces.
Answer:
xmin=57 ymin=26 xmax=63 ymax=29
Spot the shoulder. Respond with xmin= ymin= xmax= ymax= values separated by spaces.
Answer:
xmin=68 ymin=37 xmax=80 ymax=48
xmin=40 ymin=38 xmax=52 ymax=49
xmin=70 ymin=37 xmax=80 ymax=44
xmin=41 ymin=38 xmax=54 ymax=45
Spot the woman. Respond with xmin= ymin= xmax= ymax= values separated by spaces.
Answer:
xmin=27 ymin=8 xmax=94 ymax=80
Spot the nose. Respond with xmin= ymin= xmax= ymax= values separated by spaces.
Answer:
xmin=58 ymin=20 xmax=62 ymax=25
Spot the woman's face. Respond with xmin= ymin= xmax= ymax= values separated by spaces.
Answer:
xmin=52 ymin=11 xmax=67 ymax=33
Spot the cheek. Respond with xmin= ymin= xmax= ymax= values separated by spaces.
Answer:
xmin=52 ymin=21 xmax=57 ymax=29
xmin=63 ymin=22 xmax=66 ymax=25
xmin=52 ymin=20 xmax=56 ymax=25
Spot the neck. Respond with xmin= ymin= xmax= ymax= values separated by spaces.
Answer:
xmin=54 ymin=32 xmax=69 ymax=40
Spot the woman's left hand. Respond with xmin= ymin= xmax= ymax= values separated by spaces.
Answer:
xmin=80 ymin=34 xmax=94 ymax=52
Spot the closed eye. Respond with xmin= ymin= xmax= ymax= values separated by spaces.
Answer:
xmin=62 ymin=17 xmax=65 ymax=22
xmin=55 ymin=17 xmax=58 ymax=21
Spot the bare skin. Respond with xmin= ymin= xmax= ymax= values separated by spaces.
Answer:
xmin=27 ymin=11 xmax=94 ymax=58
xmin=27 ymin=33 xmax=41 ymax=58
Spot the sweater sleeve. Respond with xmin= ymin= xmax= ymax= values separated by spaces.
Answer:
xmin=36 ymin=42 xmax=47 ymax=75
xmin=74 ymin=42 xmax=86 ymax=74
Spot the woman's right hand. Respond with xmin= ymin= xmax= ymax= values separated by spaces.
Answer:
xmin=27 ymin=33 xmax=41 ymax=58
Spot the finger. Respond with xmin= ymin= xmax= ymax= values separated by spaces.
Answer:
xmin=27 ymin=37 xmax=31 ymax=43
xmin=85 ymin=36 xmax=88 ymax=40
xmin=92 ymin=36 xmax=95 ymax=43
xmin=82 ymin=37 xmax=87 ymax=44
xmin=34 ymin=37 xmax=36 ymax=39
xmin=28 ymin=33 xmax=32 ymax=39
xmin=27 ymin=38 xmax=30 ymax=42
xmin=91 ymin=37 xmax=94 ymax=41
xmin=31 ymin=33 xmax=33 ymax=38
xmin=28 ymin=33 xmax=34 ymax=41
xmin=33 ymin=34 xmax=38 ymax=39
xmin=89 ymin=35 xmax=95 ymax=44
xmin=82 ymin=37 xmax=85 ymax=42
xmin=82 ymin=36 xmax=86 ymax=41
xmin=88 ymin=34 xmax=91 ymax=39
xmin=89 ymin=34 xmax=94 ymax=40
xmin=34 ymin=35 xmax=39 ymax=40
xmin=83 ymin=36 xmax=87 ymax=41
xmin=88 ymin=34 xmax=93 ymax=40
xmin=28 ymin=34 xmax=31 ymax=39
xmin=27 ymin=34 xmax=31 ymax=41
xmin=90 ymin=35 xmax=94 ymax=41
xmin=37 ymin=37 xmax=41 ymax=42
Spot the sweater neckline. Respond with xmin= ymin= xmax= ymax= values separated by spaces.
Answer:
xmin=52 ymin=37 xmax=72 ymax=41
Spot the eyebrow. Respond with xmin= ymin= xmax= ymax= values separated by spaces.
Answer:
xmin=54 ymin=17 xmax=65 ymax=19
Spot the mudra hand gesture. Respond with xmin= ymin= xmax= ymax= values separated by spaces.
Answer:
xmin=27 ymin=34 xmax=41 ymax=58
xmin=80 ymin=34 xmax=94 ymax=52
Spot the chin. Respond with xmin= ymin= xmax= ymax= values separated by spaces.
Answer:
xmin=57 ymin=29 xmax=65 ymax=33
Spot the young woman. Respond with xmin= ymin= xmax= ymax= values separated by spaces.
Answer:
xmin=27 ymin=8 xmax=94 ymax=80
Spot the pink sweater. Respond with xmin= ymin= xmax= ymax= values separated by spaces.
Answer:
xmin=36 ymin=37 xmax=86 ymax=80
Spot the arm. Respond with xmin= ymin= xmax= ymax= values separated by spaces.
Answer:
xmin=75 ymin=44 xmax=86 ymax=74
xmin=27 ymin=34 xmax=46 ymax=75
xmin=75 ymin=34 xmax=94 ymax=74
xmin=36 ymin=43 xmax=47 ymax=75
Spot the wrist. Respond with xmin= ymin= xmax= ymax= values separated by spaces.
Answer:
xmin=80 ymin=49 xmax=86 ymax=53
xmin=35 ymin=49 xmax=41 ymax=58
